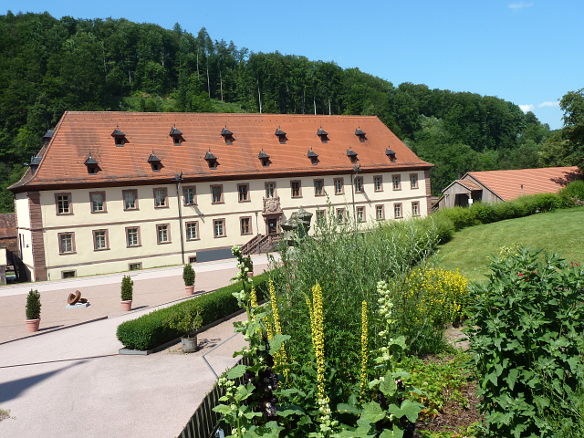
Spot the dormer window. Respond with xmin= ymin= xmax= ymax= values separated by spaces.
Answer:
xmin=169 ymin=127 xmax=184 ymax=145
xmin=29 ymin=155 xmax=42 ymax=174
xmin=111 ymin=128 xmax=127 ymax=147
xmin=385 ymin=149 xmax=397 ymax=162
xmin=148 ymin=154 xmax=162 ymax=172
xmin=221 ymin=127 xmax=234 ymax=145
xmin=275 ymin=128 xmax=287 ymax=143
xmin=258 ymin=151 xmax=271 ymax=167
xmin=42 ymin=129 xmax=54 ymax=146
xmin=205 ymin=151 xmax=218 ymax=169
xmin=84 ymin=156 xmax=100 ymax=174
xmin=346 ymin=149 xmax=358 ymax=163
xmin=317 ymin=128 xmax=328 ymax=143
xmin=307 ymin=149 xmax=319 ymax=165
xmin=355 ymin=128 xmax=367 ymax=142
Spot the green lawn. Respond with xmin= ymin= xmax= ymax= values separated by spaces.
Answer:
xmin=432 ymin=207 xmax=584 ymax=283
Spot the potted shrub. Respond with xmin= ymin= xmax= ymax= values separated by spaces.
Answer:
xmin=25 ymin=289 xmax=41 ymax=332
xmin=183 ymin=264 xmax=196 ymax=295
xmin=168 ymin=307 xmax=203 ymax=353
xmin=120 ymin=275 xmax=133 ymax=311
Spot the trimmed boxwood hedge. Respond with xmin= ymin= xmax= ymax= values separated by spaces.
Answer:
xmin=116 ymin=272 xmax=271 ymax=350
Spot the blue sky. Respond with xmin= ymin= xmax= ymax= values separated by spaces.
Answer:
xmin=4 ymin=0 xmax=583 ymax=129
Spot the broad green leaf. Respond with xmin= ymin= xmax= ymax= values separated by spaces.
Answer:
xmin=337 ymin=403 xmax=361 ymax=416
xmin=212 ymin=404 xmax=232 ymax=415
xmin=379 ymin=377 xmax=397 ymax=397
xmin=358 ymin=401 xmax=386 ymax=424
xmin=226 ymin=364 xmax=247 ymax=379
xmin=269 ymin=334 xmax=291 ymax=355
xmin=379 ymin=426 xmax=404 ymax=438
xmin=388 ymin=399 xmax=424 ymax=423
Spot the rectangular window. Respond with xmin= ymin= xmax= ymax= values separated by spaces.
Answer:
xmin=93 ymin=229 xmax=109 ymax=251
xmin=336 ymin=208 xmax=346 ymax=222
xmin=412 ymin=201 xmax=420 ymax=217
xmin=123 ymin=190 xmax=138 ymax=210
xmin=356 ymin=206 xmax=365 ymax=223
xmin=375 ymin=205 xmax=385 ymax=221
xmin=354 ymin=176 xmax=364 ymax=193
xmin=185 ymin=221 xmax=199 ymax=241
xmin=314 ymin=179 xmax=325 ymax=196
xmin=156 ymin=224 xmax=171 ymax=244
xmin=238 ymin=184 xmax=250 ymax=202
xmin=61 ymin=270 xmax=76 ymax=279
xmin=153 ymin=188 xmax=168 ymax=208
xmin=394 ymin=203 xmax=403 ymax=219
xmin=334 ymin=178 xmax=344 ymax=195
xmin=211 ymin=185 xmax=224 ymax=204
xmin=265 ymin=182 xmax=276 ymax=198
xmin=183 ymin=186 xmax=196 ymax=206
xmin=240 ymin=217 xmax=252 ymax=235
xmin=316 ymin=209 xmax=326 ymax=224
xmin=129 ymin=263 xmax=142 ymax=271
xmin=58 ymin=232 xmax=75 ymax=254
xmin=392 ymin=175 xmax=401 ymax=191
xmin=213 ymin=219 xmax=226 ymax=238
xmin=90 ymin=191 xmax=106 ymax=213
xmin=374 ymin=176 xmax=383 ymax=192
xmin=55 ymin=193 xmax=72 ymax=215
xmin=126 ymin=227 xmax=140 ymax=247
xmin=291 ymin=180 xmax=302 ymax=198
xmin=410 ymin=173 xmax=419 ymax=189
xmin=188 ymin=256 xmax=197 ymax=264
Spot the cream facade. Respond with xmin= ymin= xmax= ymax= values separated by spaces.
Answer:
xmin=17 ymin=170 xmax=429 ymax=280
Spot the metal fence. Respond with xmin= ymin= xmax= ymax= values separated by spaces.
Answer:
xmin=177 ymin=382 xmax=230 ymax=438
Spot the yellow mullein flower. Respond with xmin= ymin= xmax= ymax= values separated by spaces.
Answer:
xmin=359 ymin=300 xmax=369 ymax=402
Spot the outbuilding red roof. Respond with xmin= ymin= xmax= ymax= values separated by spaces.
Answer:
xmin=466 ymin=167 xmax=581 ymax=201
xmin=0 ymin=213 xmax=16 ymax=239
xmin=10 ymin=111 xmax=432 ymax=191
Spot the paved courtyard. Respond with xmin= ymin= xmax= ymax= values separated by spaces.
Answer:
xmin=0 ymin=254 xmax=274 ymax=437
xmin=0 ymin=254 xmax=272 ymax=344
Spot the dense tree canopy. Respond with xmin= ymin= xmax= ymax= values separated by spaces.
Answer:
xmin=0 ymin=12 xmax=558 ymax=211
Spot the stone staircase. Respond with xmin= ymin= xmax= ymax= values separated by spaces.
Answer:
xmin=241 ymin=233 xmax=282 ymax=255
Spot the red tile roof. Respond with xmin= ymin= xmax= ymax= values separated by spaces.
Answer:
xmin=0 ymin=213 xmax=16 ymax=239
xmin=465 ymin=167 xmax=581 ymax=201
xmin=455 ymin=179 xmax=482 ymax=191
xmin=10 ymin=112 xmax=432 ymax=191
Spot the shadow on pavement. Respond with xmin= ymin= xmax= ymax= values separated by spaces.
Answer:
xmin=39 ymin=325 xmax=64 ymax=331
xmin=0 ymin=360 xmax=87 ymax=403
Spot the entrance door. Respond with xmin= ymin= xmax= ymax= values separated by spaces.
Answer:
xmin=266 ymin=218 xmax=278 ymax=235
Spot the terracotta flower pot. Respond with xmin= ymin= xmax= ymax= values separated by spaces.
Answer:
xmin=185 ymin=285 xmax=195 ymax=296
xmin=120 ymin=300 xmax=132 ymax=311
xmin=26 ymin=318 xmax=40 ymax=332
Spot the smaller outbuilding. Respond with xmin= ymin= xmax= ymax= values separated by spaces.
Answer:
xmin=436 ymin=166 xmax=581 ymax=209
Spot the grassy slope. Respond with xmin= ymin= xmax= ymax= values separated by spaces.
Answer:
xmin=432 ymin=207 xmax=584 ymax=283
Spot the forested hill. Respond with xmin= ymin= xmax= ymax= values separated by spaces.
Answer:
xmin=0 ymin=11 xmax=552 ymax=212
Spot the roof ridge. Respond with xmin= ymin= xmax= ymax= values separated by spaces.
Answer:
xmin=65 ymin=111 xmax=379 ymax=119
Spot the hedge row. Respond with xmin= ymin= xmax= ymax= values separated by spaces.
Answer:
xmin=434 ymin=186 xmax=581 ymax=233
xmin=116 ymin=272 xmax=270 ymax=351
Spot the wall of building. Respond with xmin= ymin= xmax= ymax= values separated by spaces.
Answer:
xmin=14 ymin=192 xmax=35 ymax=279
xmin=30 ymin=170 xmax=428 ymax=279
xmin=461 ymin=176 xmax=501 ymax=203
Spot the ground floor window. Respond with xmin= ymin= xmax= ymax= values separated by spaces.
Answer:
xmin=58 ymin=232 xmax=75 ymax=254
xmin=356 ymin=206 xmax=365 ymax=223
xmin=394 ymin=203 xmax=403 ymax=219
xmin=129 ymin=263 xmax=142 ymax=271
xmin=186 ymin=221 xmax=199 ymax=240
xmin=61 ymin=270 xmax=76 ymax=279
xmin=375 ymin=205 xmax=385 ymax=220
xmin=412 ymin=201 xmax=420 ymax=217
xmin=240 ymin=217 xmax=252 ymax=235
xmin=214 ymin=219 xmax=226 ymax=238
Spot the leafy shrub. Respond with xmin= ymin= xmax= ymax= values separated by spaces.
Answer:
xmin=182 ymin=264 xmax=195 ymax=286
xmin=25 ymin=289 xmax=41 ymax=320
xmin=387 ymin=267 xmax=469 ymax=354
xmin=166 ymin=307 xmax=202 ymax=338
xmin=434 ymin=206 xmax=476 ymax=231
xmin=560 ymin=179 xmax=584 ymax=202
xmin=468 ymin=249 xmax=584 ymax=437
xmin=121 ymin=275 xmax=133 ymax=301
xmin=116 ymin=272 xmax=270 ymax=350
xmin=435 ymin=192 xmax=572 ymax=232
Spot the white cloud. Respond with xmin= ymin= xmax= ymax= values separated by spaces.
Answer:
xmin=508 ymin=2 xmax=534 ymax=9
xmin=538 ymin=101 xmax=559 ymax=108
xmin=519 ymin=101 xmax=560 ymax=113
